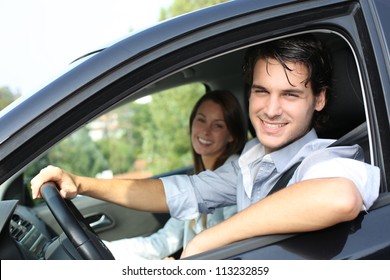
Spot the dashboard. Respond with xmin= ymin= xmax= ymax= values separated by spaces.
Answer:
xmin=0 ymin=200 xmax=80 ymax=260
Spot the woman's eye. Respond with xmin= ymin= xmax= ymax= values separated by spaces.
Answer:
xmin=213 ymin=123 xmax=225 ymax=129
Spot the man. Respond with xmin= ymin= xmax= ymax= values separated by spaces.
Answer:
xmin=31 ymin=35 xmax=380 ymax=258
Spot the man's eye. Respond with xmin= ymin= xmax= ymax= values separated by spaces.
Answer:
xmin=252 ymin=89 xmax=267 ymax=95
xmin=284 ymin=93 xmax=299 ymax=98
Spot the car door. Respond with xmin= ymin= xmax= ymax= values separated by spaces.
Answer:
xmin=27 ymin=84 xmax=205 ymax=241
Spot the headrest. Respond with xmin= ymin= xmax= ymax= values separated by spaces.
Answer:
xmin=317 ymin=46 xmax=365 ymax=139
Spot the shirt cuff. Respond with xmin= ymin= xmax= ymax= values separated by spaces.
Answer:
xmin=160 ymin=175 xmax=200 ymax=220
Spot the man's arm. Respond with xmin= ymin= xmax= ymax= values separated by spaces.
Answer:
xmin=30 ymin=165 xmax=169 ymax=212
xmin=181 ymin=177 xmax=362 ymax=258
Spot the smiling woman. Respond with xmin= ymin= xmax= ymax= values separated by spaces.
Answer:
xmin=190 ymin=90 xmax=247 ymax=174
xmin=191 ymin=101 xmax=233 ymax=157
xmin=103 ymin=89 xmax=247 ymax=260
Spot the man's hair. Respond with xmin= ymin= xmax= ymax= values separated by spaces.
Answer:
xmin=243 ymin=34 xmax=333 ymax=130
xmin=189 ymin=90 xmax=247 ymax=173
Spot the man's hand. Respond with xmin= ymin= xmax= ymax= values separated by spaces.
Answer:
xmin=30 ymin=165 xmax=78 ymax=199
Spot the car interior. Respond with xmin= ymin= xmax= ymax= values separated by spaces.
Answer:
xmin=1 ymin=30 xmax=386 ymax=260
xmin=140 ymin=32 xmax=368 ymax=154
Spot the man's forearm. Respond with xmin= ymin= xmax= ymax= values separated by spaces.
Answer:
xmin=182 ymin=177 xmax=362 ymax=258
xmin=76 ymin=175 xmax=169 ymax=212
xmin=31 ymin=165 xmax=169 ymax=212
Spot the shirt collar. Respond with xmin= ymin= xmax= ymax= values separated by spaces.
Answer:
xmin=240 ymin=129 xmax=318 ymax=169
xmin=238 ymin=129 xmax=319 ymax=199
xmin=270 ymin=129 xmax=318 ymax=172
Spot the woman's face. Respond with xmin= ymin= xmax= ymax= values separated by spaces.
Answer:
xmin=191 ymin=100 xmax=233 ymax=160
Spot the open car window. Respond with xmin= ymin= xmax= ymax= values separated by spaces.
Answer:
xmin=24 ymin=83 xmax=205 ymax=185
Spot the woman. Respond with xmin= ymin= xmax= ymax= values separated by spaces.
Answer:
xmin=104 ymin=90 xmax=247 ymax=259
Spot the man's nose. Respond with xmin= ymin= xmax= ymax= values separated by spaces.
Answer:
xmin=264 ymin=95 xmax=282 ymax=117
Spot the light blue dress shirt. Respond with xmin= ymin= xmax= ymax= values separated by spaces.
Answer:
xmin=162 ymin=129 xmax=380 ymax=220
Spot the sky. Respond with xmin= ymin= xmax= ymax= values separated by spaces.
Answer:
xmin=0 ymin=0 xmax=173 ymax=96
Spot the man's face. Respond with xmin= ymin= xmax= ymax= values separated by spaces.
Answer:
xmin=249 ymin=58 xmax=325 ymax=154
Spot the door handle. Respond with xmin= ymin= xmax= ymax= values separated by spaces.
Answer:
xmin=86 ymin=214 xmax=113 ymax=231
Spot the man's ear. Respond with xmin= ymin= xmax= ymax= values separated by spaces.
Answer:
xmin=315 ymin=89 xmax=326 ymax=111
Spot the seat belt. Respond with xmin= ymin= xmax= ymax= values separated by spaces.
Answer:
xmin=267 ymin=122 xmax=367 ymax=196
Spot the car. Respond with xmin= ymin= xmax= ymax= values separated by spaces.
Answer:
xmin=0 ymin=0 xmax=389 ymax=260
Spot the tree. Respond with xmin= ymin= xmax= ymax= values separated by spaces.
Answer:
xmin=95 ymin=101 xmax=148 ymax=175
xmin=159 ymin=0 xmax=229 ymax=20
xmin=141 ymin=84 xmax=204 ymax=174
xmin=0 ymin=86 xmax=20 ymax=110
xmin=24 ymin=127 xmax=109 ymax=180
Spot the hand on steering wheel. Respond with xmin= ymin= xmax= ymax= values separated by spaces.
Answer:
xmin=40 ymin=182 xmax=115 ymax=260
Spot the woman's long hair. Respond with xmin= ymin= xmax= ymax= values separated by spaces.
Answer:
xmin=189 ymin=90 xmax=247 ymax=174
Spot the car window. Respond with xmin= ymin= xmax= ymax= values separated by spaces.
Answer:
xmin=24 ymin=83 xmax=205 ymax=182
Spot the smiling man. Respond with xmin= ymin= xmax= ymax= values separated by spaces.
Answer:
xmin=30 ymin=35 xmax=380 ymax=258
xmin=249 ymin=58 xmax=325 ymax=154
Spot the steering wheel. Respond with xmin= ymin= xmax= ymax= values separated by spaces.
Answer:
xmin=40 ymin=182 xmax=115 ymax=260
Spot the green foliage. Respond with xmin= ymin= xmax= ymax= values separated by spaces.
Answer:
xmin=141 ymin=84 xmax=205 ymax=174
xmin=0 ymin=86 xmax=20 ymax=110
xmin=159 ymin=0 xmax=230 ymax=20
xmin=24 ymin=127 xmax=109 ymax=180
xmin=24 ymin=84 xmax=204 ymax=178
xmin=94 ymin=101 xmax=149 ymax=174
xmin=51 ymin=128 xmax=109 ymax=175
